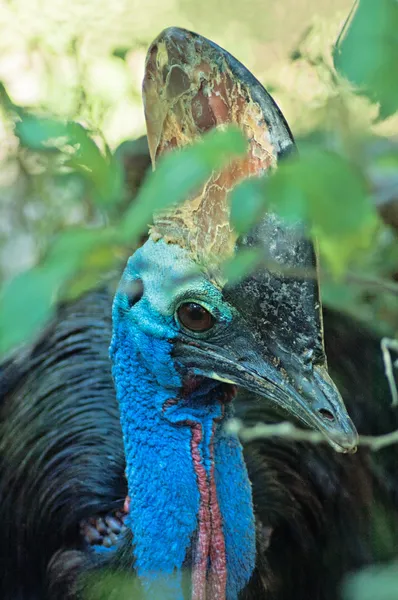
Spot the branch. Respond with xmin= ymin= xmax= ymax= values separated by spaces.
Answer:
xmin=226 ymin=418 xmax=398 ymax=452
xmin=345 ymin=271 xmax=398 ymax=297
xmin=381 ymin=337 xmax=398 ymax=406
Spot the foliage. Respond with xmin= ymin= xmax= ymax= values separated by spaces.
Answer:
xmin=230 ymin=146 xmax=381 ymax=276
xmin=0 ymin=114 xmax=245 ymax=354
xmin=343 ymin=562 xmax=398 ymax=600
xmin=334 ymin=0 xmax=398 ymax=120
xmin=83 ymin=569 xmax=191 ymax=600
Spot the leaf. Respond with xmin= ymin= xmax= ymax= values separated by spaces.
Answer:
xmin=343 ymin=562 xmax=398 ymax=600
xmin=222 ymin=248 xmax=263 ymax=284
xmin=112 ymin=47 xmax=130 ymax=61
xmin=83 ymin=569 xmax=191 ymax=600
xmin=15 ymin=117 xmax=71 ymax=150
xmin=0 ymin=127 xmax=245 ymax=357
xmin=230 ymin=179 xmax=266 ymax=234
xmin=119 ymin=127 xmax=247 ymax=243
xmin=0 ymin=81 xmax=23 ymax=117
xmin=264 ymin=148 xmax=380 ymax=275
xmin=0 ymin=227 xmax=116 ymax=356
xmin=65 ymin=124 xmax=123 ymax=207
xmin=64 ymin=244 xmax=123 ymax=301
xmin=15 ymin=115 xmax=123 ymax=208
xmin=0 ymin=267 xmax=58 ymax=357
xmin=334 ymin=0 xmax=398 ymax=120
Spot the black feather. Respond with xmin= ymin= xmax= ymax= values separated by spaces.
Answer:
xmin=0 ymin=290 xmax=397 ymax=599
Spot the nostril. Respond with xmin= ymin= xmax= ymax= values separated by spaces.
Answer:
xmin=126 ymin=279 xmax=144 ymax=308
xmin=319 ymin=408 xmax=335 ymax=422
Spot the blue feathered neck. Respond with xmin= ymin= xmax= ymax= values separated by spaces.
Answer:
xmin=110 ymin=241 xmax=256 ymax=600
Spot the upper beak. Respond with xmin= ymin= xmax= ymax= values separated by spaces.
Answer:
xmin=173 ymin=341 xmax=358 ymax=454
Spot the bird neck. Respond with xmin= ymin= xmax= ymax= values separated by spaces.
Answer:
xmin=110 ymin=327 xmax=256 ymax=600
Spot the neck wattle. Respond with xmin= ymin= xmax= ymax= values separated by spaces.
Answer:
xmin=111 ymin=329 xmax=256 ymax=600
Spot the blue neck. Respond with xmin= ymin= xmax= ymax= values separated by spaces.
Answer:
xmin=110 ymin=322 xmax=256 ymax=600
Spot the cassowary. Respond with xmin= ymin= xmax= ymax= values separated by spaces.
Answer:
xmin=1 ymin=27 xmax=398 ymax=600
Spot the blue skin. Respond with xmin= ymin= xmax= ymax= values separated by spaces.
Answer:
xmin=110 ymin=239 xmax=256 ymax=599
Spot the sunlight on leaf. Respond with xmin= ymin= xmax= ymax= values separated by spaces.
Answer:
xmin=14 ymin=114 xmax=123 ymax=208
xmin=334 ymin=0 xmax=398 ymax=120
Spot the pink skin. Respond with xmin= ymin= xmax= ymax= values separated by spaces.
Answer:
xmin=190 ymin=421 xmax=227 ymax=600
xmin=123 ymin=495 xmax=131 ymax=515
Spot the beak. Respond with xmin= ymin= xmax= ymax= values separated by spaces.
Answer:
xmin=173 ymin=334 xmax=358 ymax=454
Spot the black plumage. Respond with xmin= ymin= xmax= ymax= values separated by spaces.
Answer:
xmin=1 ymin=287 xmax=397 ymax=599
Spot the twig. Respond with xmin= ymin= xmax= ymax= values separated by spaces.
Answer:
xmin=226 ymin=418 xmax=398 ymax=452
xmin=345 ymin=272 xmax=398 ymax=297
xmin=381 ymin=338 xmax=398 ymax=406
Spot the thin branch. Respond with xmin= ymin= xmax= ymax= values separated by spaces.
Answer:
xmin=381 ymin=338 xmax=398 ymax=406
xmin=345 ymin=271 xmax=398 ymax=297
xmin=226 ymin=418 xmax=398 ymax=452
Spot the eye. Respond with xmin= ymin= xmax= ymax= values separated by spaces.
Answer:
xmin=177 ymin=302 xmax=215 ymax=333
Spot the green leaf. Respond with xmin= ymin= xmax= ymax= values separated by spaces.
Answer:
xmin=230 ymin=179 xmax=266 ymax=234
xmin=83 ymin=569 xmax=191 ymax=600
xmin=15 ymin=117 xmax=71 ymax=150
xmin=222 ymin=248 xmax=263 ymax=284
xmin=119 ymin=127 xmax=247 ymax=243
xmin=343 ymin=562 xmax=398 ymax=600
xmin=112 ymin=47 xmax=130 ymax=61
xmin=0 ymin=81 xmax=24 ymax=117
xmin=0 ymin=127 xmax=245 ymax=357
xmin=264 ymin=148 xmax=380 ymax=274
xmin=0 ymin=227 xmax=116 ymax=356
xmin=0 ymin=267 xmax=58 ymax=357
xmin=15 ymin=116 xmax=123 ymax=208
xmin=334 ymin=0 xmax=398 ymax=120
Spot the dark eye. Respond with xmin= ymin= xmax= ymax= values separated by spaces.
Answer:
xmin=177 ymin=302 xmax=215 ymax=332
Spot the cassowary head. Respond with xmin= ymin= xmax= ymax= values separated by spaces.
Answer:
xmin=113 ymin=26 xmax=357 ymax=453
xmin=110 ymin=27 xmax=358 ymax=600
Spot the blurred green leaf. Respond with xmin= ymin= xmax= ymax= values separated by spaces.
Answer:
xmin=15 ymin=117 xmax=72 ymax=150
xmin=112 ymin=47 xmax=130 ymax=60
xmin=83 ymin=571 xmax=141 ymax=600
xmin=83 ymin=568 xmax=191 ymax=600
xmin=222 ymin=247 xmax=263 ymax=284
xmin=120 ymin=126 xmax=247 ymax=243
xmin=0 ymin=267 xmax=58 ymax=357
xmin=14 ymin=113 xmax=123 ymax=208
xmin=230 ymin=179 xmax=266 ymax=234
xmin=334 ymin=0 xmax=398 ymax=120
xmin=264 ymin=147 xmax=380 ymax=274
xmin=343 ymin=562 xmax=398 ymax=600
xmin=0 ymin=81 xmax=24 ymax=117
xmin=0 ymin=227 xmax=116 ymax=355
